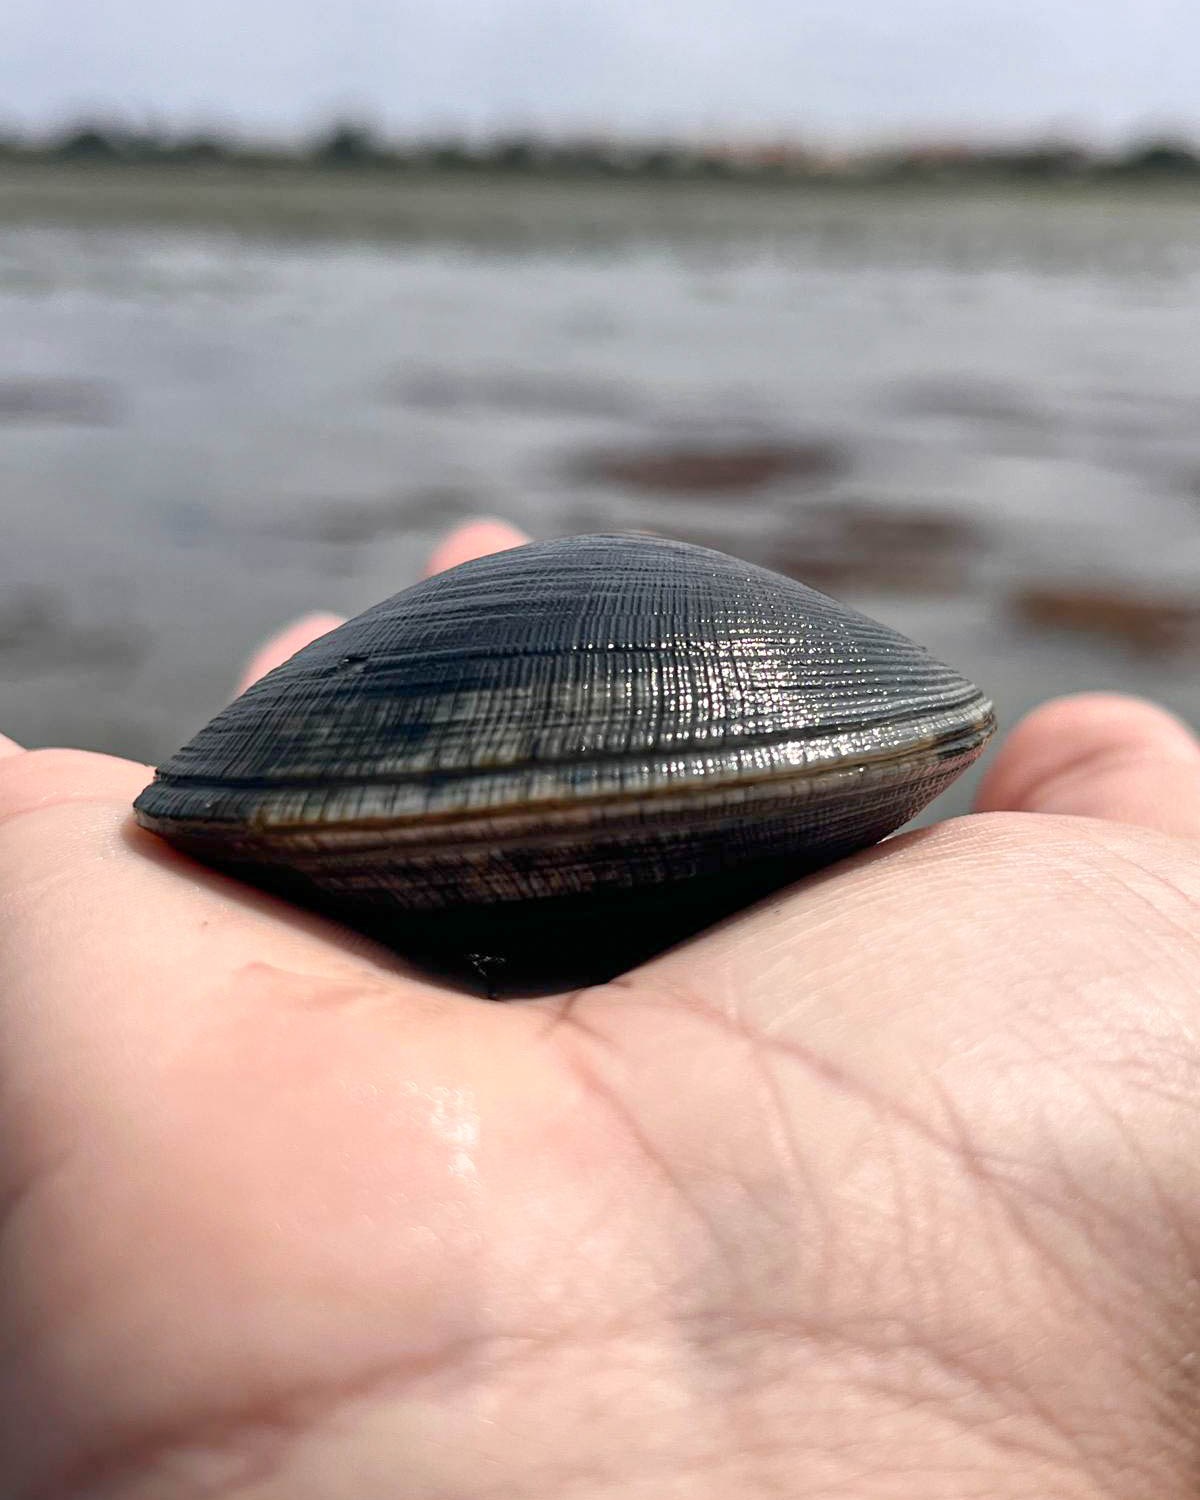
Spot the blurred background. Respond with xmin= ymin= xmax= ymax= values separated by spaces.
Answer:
xmin=2 ymin=0 xmax=1198 ymax=817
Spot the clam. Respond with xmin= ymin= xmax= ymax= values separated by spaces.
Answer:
xmin=133 ymin=535 xmax=995 ymax=993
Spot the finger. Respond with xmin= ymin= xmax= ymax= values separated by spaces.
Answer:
xmin=0 ymin=747 xmax=150 ymax=822
xmin=0 ymin=748 xmax=412 ymax=1005
xmin=0 ymin=733 xmax=23 ymax=758
xmin=236 ymin=612 xmax=345 ymax=695
xmin=424 ymin=518 xmax=530 ymax=577
xmin=974 ymin=692 xmax=1200 ymax=838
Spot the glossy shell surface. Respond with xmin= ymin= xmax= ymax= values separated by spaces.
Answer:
xmin=133 ymin=535 xmax=995 ymax=990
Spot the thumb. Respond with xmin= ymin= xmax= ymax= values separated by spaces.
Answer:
xmin=975 ymin=693 xmax=1200 ymax=839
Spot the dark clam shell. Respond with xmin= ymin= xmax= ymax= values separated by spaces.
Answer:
xmin=133 ymin=535 xmax=995 ymax=992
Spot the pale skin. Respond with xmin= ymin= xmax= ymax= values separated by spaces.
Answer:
xmin=3 ymin=520 xmax=1200 ymax=1500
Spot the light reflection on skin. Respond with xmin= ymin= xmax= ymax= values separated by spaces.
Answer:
xmin=421 ymin=1083 xmax=482 ymax=1184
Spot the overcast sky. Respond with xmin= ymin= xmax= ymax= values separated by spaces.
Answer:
xmin=3 ymin=0 xmax=1197 ymax=144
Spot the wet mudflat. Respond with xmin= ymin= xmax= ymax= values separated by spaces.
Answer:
xmin=1 ymin=168 xmax=1197 ymax=822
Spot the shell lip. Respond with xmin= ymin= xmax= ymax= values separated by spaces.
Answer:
xmin=134 ymin=694 xmax=996 ymax=842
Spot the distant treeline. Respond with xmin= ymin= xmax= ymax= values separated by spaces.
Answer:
xmin=2 ymin=121 xmax=1199 ymax=184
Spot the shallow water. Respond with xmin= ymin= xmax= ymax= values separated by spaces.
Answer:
xmin=1 ymin=171 xmax=1197 ymax=824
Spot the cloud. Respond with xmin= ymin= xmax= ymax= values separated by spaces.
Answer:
xmin=1 ymin=0 xmax=1196 ymax=142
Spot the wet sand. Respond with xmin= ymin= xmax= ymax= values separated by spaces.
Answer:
xmin=1 ymin=168 xmax=1197 ymax=823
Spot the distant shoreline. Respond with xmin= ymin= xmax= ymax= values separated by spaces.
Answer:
xmin=4 ymin=125 xmax=1200 ymax=189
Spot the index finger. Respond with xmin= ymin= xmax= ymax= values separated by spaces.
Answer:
xmin=975 ymin=694 xmax=1200 ymax=841
xmin=236 ymin=612 xmax=345 ymax=696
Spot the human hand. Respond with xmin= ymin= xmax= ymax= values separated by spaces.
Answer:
xmin=3 ymin=521 xmax=1199 ymax=1499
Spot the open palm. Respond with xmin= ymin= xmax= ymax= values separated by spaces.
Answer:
xmin=4 ymin=522 xmax=1200 ymax=1500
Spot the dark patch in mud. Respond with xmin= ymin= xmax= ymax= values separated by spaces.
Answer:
xmin=882 ymin=375 xmax=1047 ymax=429
xmin=575 ymin=439 xmax=849 ymax=494
xmin=0 ymin=377 xmax=120 ymax=425
xmin=0 ymin=586 xmax=147 ymax=673
xmin=1013 ymin=583 xmax=1200 ymax=654
xmin=770 ymin=500 xmax=983 ymax=596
